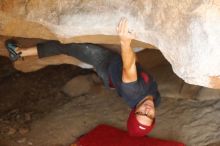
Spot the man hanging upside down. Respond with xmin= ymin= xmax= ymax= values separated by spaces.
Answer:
xmin=5 ymin=18 xmax=161 ymax=136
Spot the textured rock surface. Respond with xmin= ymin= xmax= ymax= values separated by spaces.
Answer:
xmin=62 ymin=75 xmax=92 ymax=97
xmin=62 ymin=74 xmax=102 ymax=97
xmin=1 ymin=0 xmax=220 ymax=88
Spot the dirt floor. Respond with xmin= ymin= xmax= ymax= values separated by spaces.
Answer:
xmin=0 ymin=57 xmax=95 ymax=146
xmin=1 ymin=39 xmax=220 ymax=146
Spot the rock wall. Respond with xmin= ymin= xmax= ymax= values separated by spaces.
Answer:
xmin=1 ymin=0 xmax=220 ymax=88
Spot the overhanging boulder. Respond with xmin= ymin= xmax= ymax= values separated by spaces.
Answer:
xmin=1 ymin=0 xmax=220 ymax=88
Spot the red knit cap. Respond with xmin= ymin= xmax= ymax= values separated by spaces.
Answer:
xmin=127 ymin=108 xmax=155 ymax=137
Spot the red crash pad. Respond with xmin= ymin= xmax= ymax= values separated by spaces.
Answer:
xmin=75 ymin=124 xmax=185 ymax=146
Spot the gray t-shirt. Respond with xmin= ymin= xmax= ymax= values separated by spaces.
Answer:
xmin=108 ymin=55 xmax=161 ymax=108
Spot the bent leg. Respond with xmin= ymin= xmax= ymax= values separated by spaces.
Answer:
xmin=37 ymin=41 xmax=115 ymax=65
xmin=19 ymin=40 xmax=117 ymax=87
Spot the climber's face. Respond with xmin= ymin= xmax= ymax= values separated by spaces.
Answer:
xmin=135 ymin=95 xmax=155 ymax=126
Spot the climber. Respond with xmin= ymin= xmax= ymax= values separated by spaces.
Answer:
xmin=5 ymin=18 xmax=161 ymax=136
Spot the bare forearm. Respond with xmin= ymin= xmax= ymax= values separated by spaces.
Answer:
xmin=117 ymin=18 xmax=137 ymax=82
xmin=121 ymin=43 xmax=136 ymax=70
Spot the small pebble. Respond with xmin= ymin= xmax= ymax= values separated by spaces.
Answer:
xmin=17 ymin=137 xmax=26 ymax=143
xmin=7 ymin=127 xmax=16 ymax=135
xmin=19 ymin=127 xmax=29 ymax=135
xmin=27 ymin=141 xmax=33 ymax=145
xmin=25 ymin=113 xmax=32 ymax=121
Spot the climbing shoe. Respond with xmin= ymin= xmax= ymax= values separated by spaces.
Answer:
xmin=5 ymin=39 xmax=21 ymax=61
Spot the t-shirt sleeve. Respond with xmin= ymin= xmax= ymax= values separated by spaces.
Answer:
xmin=120 ymin=73 xmax=161 ymax=108
xmin=108 ymin=56 xmax=161 ymax=107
